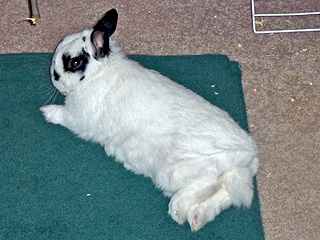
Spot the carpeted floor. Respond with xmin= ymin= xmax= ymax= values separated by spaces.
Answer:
xmin=0 ymin=1 xmax=319 ymax=239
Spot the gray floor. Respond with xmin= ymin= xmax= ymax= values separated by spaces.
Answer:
xmin=1 ymin=1 xmax=319 ymax=239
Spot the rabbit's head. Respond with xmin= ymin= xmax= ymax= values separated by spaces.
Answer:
xmin=50 ymin=9 xmax=118 ymax=94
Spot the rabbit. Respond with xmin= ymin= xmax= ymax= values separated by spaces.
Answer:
xmin=40 ymin=8 xmax=259 ymax=231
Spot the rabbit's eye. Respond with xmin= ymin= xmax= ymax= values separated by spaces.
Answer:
xmin=63 ymin=50 xmax=89 ymax=73
xmin=69 ymin=58 xmax=83 ymax=70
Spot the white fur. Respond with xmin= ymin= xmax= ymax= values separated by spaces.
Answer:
xmin=41 ymin=27 xmax=259 ymax=231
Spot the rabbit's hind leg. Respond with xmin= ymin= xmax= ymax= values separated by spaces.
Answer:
xmin=187 ymin=184 xmax=232 ymax=231
xmin=186 ymin=167 xmax=255 ymax=231
xmin=168 ymin=180 xmax=221 ymax=225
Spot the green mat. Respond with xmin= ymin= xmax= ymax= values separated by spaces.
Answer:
xmin=0 ymin=53 xmax=264 ymax=239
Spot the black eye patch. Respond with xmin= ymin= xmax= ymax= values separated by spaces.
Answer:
xmin=62 ymin=48 xmax=90 ymax=73
xmin=53 ymin=70 xmax=61 ymax=81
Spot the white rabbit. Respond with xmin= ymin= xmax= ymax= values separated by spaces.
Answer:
xmin=40 ymin=9 xmax=259 ymax=231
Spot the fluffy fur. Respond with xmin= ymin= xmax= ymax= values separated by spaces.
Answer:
xmin=40 ymin=9 xmax=259 ymax=231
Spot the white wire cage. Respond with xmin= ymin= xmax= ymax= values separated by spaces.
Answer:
xmin=251 ymin=0 xmax=320 ymax=34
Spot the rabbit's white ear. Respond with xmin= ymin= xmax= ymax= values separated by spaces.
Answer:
xmin=91 ymin=8 xmax=118 ymax=58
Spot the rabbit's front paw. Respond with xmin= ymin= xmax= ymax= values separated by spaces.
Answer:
xmin=40 ymin=105 xmax=65 ymax=125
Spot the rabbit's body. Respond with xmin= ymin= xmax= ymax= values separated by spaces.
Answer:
xmin=41 ymin=9 xmax=259 ymax=231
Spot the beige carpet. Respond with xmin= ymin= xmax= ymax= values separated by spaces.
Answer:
xmin=1 ymin=1 xmax=319 ymax=239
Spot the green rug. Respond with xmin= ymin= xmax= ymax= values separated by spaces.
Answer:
xmin=0 ymin=53 xmax=264 ymax=239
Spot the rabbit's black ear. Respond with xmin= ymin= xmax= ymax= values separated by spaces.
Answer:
xmin=91 ymin=9 xmax=118 ymax=58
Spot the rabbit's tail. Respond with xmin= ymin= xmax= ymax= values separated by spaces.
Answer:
xmin=219 ymin=160 xmax=258 ymax=208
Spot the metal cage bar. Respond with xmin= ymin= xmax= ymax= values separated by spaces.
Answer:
xmin=251 ymin=0 xmax=320 ymax=34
